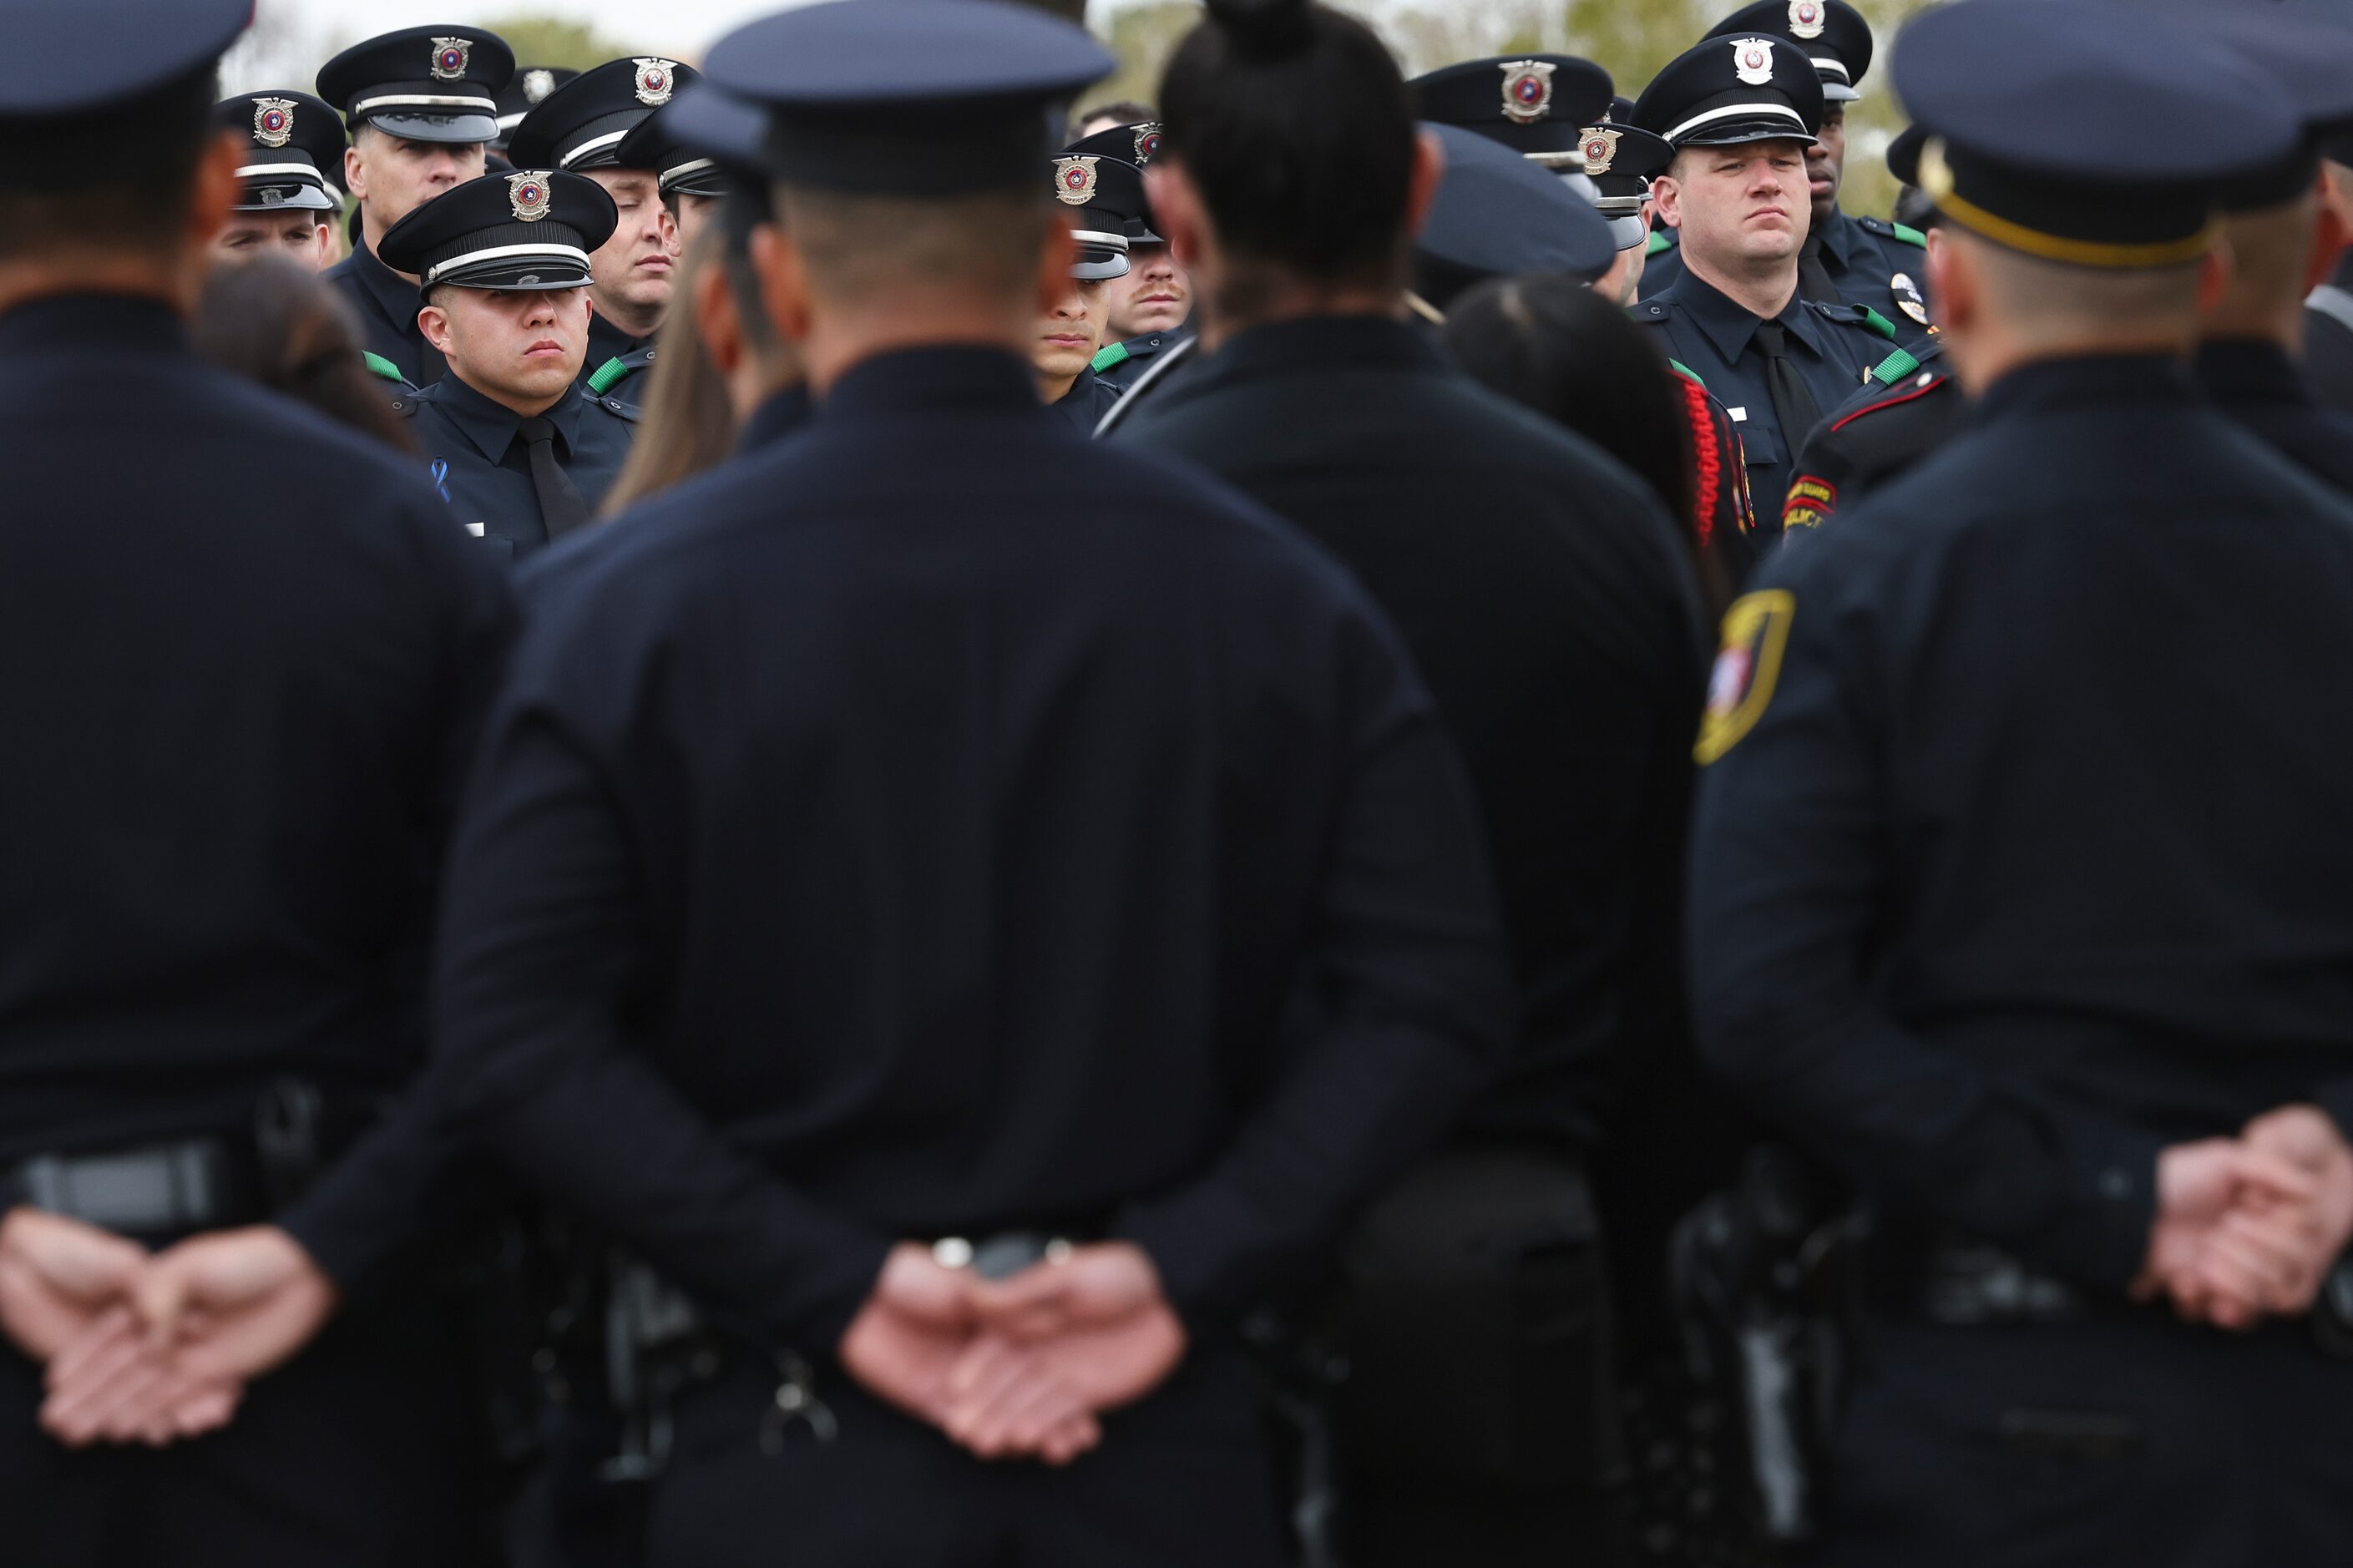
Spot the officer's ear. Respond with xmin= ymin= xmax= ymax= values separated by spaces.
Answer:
xmin=189 ymin=132 xmax=242 ymax=250
xmin=417 ymin=301 xmax=454 ymax=355
xmin=311 ymin=223 xmax=334 ymax=271
xmin=749 ymin=220 xmax=812 ymax=346
xmin=1652 ymin=164 xmax=1684 ymax=231
xmin=1402 ymin=129 xmax=1445 ymax=241
xmin=344 ymin=141 xmax=368 ymax=204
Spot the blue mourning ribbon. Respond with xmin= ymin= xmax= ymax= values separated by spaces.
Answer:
xmin=430 ymin=458 xmax=451 ymax=504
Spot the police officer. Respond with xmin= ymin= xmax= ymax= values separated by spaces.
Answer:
xmin=2178 ymin=2 xmax=2353 ymax=497
xmin=1116 ymin=4 xmax=1707 ymax=1562
xmin=1629 ymin=33 xmax=1891 ymax=526
xmin=509 ymin=57 xmax=698 ymax=410
xmin=1060 ymin=121 xmax=1191 ymax=392
xmin=316 ymin=24 xmax=515 ymax=387
xmin=1688 ymin=6 xmax=2353 ymax=1564
xmin=1036 ymin=147 xmax=1147 ymax=429
xmin=1409 ymin=121 xmax=1617 ymax=311
xmin=614 ymin=100 xmax=735 ymax=249
xmin=170 ymin=3 xmax=1515 ymax=1565
xmin=378 ymin=169 xmax=637 ymax=555
xmin=209 ymin=90 xmax=345 ymax=273
xmin=0 ymin=1 xmax=512 ymax=1560
xmin=1647 ymin=1 xmax=1932 ymax=340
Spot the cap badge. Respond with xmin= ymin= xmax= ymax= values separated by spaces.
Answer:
xmin=253 ymin=97 xmax=296 ymax=149
xmin=508 ymin=171 xmax=554 ymax=222
xmin=524 ymin=68 xmax=557 ymax=104
xmin=1498 ymin=60 xmax=1556 ymax=124
xmin=1054 ymin=155 xmax=1100 ymax=206
xmin=430 ymin=38 xmax=473 ymax=82
xmin=1132 ymin=122 xmax=1164 ymax=164
xmin=633 ymin=59 xmax=677 ymax=107
xmin=1730 ymin=37 xmax=1778 ymax=88
xmin=1788 ymin=2 xmax=1827 ymax=41
xmin=1579 ymin=126 xmax=1622 ymax=175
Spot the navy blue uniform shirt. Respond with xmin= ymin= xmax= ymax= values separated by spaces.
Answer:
xmin=0 ymin=295 xmax=511 ymax=1276
xmin=1689 ymin=353 xmax=2353 ymax=1295
xmin=393 ymin=345 xmax=1511 ymax=1347
xmin=1093 ymin=329 xmax=1187 ymax=392
xmin=323 ymin=235 xmax=443 ymax=387
xmin=1636 ymin=270 xmax=1888 ymax=520
xmin=2194 ymin=337 xmax=2353 ymax=498
xmin=581 ymin=310 xmax=654 ymax=410
xmin=398 ymin=372 xmax=638 ymax=559
xmin=1049 ymin=362 xmax=1121 ymax=435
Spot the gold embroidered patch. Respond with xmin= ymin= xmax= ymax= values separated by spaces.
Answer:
xmin=1696 ymin=589 xmax=1796 ymax=764
xmin=1781 ymin=476 xmax=1836 ymax=531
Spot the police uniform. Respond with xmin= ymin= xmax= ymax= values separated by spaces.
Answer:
xmin=0 ymin=5 xmax=514 ymax=1561
xmin=378 ymin=169 xmax=637 ymax=556
xmin=210 ymin=90 xmax=345 ymax=247
xmin=1117 ymin=108 xmax=1708 ymax=1568
xmin=509 ymin=56 xmax=700 ymax=412
xmin=1046 ymin=144 xmax=1145 ymax=432
xmin=1062 ymin=120 xmax=1194 ymax=393
xmin=1644 ymin=1 xmax=1934 ymax=339
xmin=1686 ymin=8 xmax=2353 ymax=1564
xmin=1781 ymin=336 xmax=1959 ymax=532
xmin=316 ymin=27 xmax=516 ymax=389
xmin=399 ymin=9 xmax=1513 ymax=1568
xmin=1630 ymin=33 xmax=1892 ymax=524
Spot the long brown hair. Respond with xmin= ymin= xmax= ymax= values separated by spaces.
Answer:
xmin=600 ymin=222 xmax=738 ymax=516
xmin=191 ymin=255 xmax=414 ymax=452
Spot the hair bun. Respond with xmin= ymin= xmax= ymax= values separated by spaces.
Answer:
xmin=1205 ymin=0 xmax=1314 ymax=58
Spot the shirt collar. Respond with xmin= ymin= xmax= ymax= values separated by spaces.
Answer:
xmin=820 ymin=345 xmax=1045 ymax=421
xmin=736 ymin=383 xmax=813 ymax=455
xmin=1811 ymin=208 xmax=1861 ymax=270
xmin=1975 ymin=352 xmax=2197 ymax=427
xmin=587 ymin=311 xmax=649 ymax=368
xmin=0 ymin=293 xmax=183 ymax=357
xmin=433 ymin=371 xmax=584 ymax=465
xmin=1672 ymin=270 xmax=1831 ymax=363
xmin=2194 ymin=338 xmax=2315 ymax=411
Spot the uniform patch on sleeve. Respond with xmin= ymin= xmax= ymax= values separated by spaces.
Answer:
xmin=1696 ymin=589 xmax=1796 ymax=764
xmin=1782 ymin=475 xmax=1836 ymax=531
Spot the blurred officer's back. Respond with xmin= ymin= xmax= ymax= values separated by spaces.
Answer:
xmin=0 ymin=3 xmax=511 ymax=1562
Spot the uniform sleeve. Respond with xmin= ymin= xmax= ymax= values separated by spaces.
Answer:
xmin=412 ymin=671 xmax=893 ymax=1352
xmin=1115 ymin=610 xmax=1516 ymax=1323
xmin=1686 ymin=561 xmax=2163 ymax=1294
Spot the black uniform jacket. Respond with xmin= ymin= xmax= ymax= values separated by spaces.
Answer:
xmin=387 ymin=346 xmax=1512 ymax=1348
xmin=1049 ymin=363 xmax=1123 ymax=435
xmin=324 ymin=235 xmax=443 ymax=387
xmin=1093 ymin=329 xmax=1188 ymax=393
xmin=1644 ymin=209 xmax=1932 ymax=339
xmin=1783 ymin=336 xmax=1962 ymax=534
xmin=1636 ymin=271 xmax=1887 ymax=513
xmin=2194 ymin=337 xmax=2353 ymax=498
xmin=1689 ymin=354 xmax=2353 ymax=1295
xmin=1120 ymin=314 xmax=1709 ymax=1151
xmin=581 ymin=311 xmax=654 ymax=410
xmin=398 ymin=373 xmax=639 ymax=559
xmin=2302 ymin=250 xmax=2353 ymax=418
xmin=0 ymin=295 xmax=511 ymax=1273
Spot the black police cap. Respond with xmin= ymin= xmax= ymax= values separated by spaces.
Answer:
xmin=1055 ymin=132 xmax=1163 ymax=245
xmin=1414 ymin=123 xmax=1617 ymax=311
xmin=1408 ymin=56 xmax=1615 ymax=161
xmin=509 ymin=55 xmax=698 ymax=172
xmin=1632 ymin=33 xmax=1823 ymax=150
xmin=495 ymin=66 xmax=579 ymax=149
xmin=1705 ymin=0 xmax=1872 ymax=104
xmin=701 ymin=0 xmax=1113 ymax=196
xmin=1062 ymin=119 xmax=1166 ymax=170
xmin=1047 ymin=154 xmax=1142 ymax=280
xmin=1576 ymin=119 xmax=1673 ymax=249
xmin=2143 ymin=0 xmax=2353 ymax=209
xmin=1892 ymin=0 xmax=2299 ymax=267
xmin=1886 ymin=122 xmax=1925 ymax=190
xmin=213 ymin=90 xmax=346 ymax=214
xmin=378 ymin=169 xmax=620 ymax=292
xmin=317 ymin=25 xmax=515 ymax=146
xmin=0 ymin=0 xmax=245 ymax=117
xmin=614 ymin=104 xmax=732 ymax=202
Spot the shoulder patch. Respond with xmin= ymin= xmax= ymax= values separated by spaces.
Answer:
xmin=1782 ymin=474 xmax=1835 ymax=532
xmin=1090 ymin=341 xmax=1131 ymax=374
xmin=1696 ymin=589 xmax=1797 ymax=765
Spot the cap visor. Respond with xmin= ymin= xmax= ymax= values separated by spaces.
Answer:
xmin=1820 ymin=83 xmax=1860 ymax=104
xmin=436 ymin=259 xmax=594 ymax=290
xmin=1071 ymin=254 xmax=1129 ymax=281
xmin=1677 ymin=123 xmax=1817 ymax=148
xmin=365 ymin=111 xmax=498 ymax=144
xmin=232 ymin=188 xmax=338 ymax=213
xmin=1606 ymin=213 xmax=1648 ymax=250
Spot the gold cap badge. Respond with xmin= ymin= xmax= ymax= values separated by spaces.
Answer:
xmin=1054 ymin=155 xmax=1100 ymax=205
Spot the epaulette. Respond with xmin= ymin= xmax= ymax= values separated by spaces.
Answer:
xmin=388 ymin=390 xmax=421 ymax=418
xmin=1858 ymin=215 xmax=1930 ymax=250
xmin=1646 ymin=227 xmax=1676 ymax=258
xmin=1636 ymin=300 xmax=1672 ymax=325
xmin=1090 ymin=341 xmax=1131 ymax=375
xmin=592 ymin=392 xmax=642 ymax=424
xmin=1809 ymin=301 xmax=1900 ymax=341
xmin=587 ymin=351 xmax=651 ymax=396
xmin=1867 ymin=344 xmax=1925 ymax=386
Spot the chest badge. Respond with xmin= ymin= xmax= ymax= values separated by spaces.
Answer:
xmin=253 ymin=97 xmax=296 ymax=148
xmin=1498 ymin=60 xmax=1556 ymax=124
xmin=1579 ymin=126 xmax=1622 ymax=175
xmin=633 ymin=58 xmax=677 ymax=106
xmin=1053 ymin=156 xmax=1100 ymax=205
xmin=430 ymin=37 xmax=473 ymax=81
xmin=1890 ymin=271 xmax=1930 ymax=326
xmin=1730 ymin=37 xmax=1778 ymax=88
xmin=1788 ymin=1 xmax=1828 ymax=40
xmin=508 ymin=171 xmax=554 ymax=222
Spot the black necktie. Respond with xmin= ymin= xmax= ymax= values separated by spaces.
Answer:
xmin=1797 ymin=235 xmax=1838 ymax=304
xmin=1753 ymin=321 xmax=1824 ymax=453
xmin=518 ymin=416 xmax=590 ymax=539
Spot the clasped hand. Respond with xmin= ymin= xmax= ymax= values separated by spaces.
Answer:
xmin=2136 ymin=1105 xmax=2353 ymax=1330
xmin=0 ymin=1211 xmax=334 ymax=1447
xmin=837 ymin=1240 xmax=1187 ymax=1466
